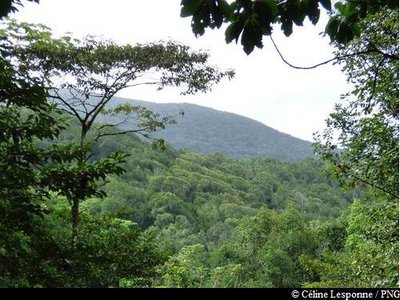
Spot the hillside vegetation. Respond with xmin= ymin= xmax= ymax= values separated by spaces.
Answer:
xmin=110 ymin=97 xmax=313 ymax=161
xmin=78 ymin=127 xmax=359 ymax=287
xmin=1 ymin=7 xmax=397 ymax=288
xmin=56 ymin=125 xmax=395 ymax=288
xmin=2 ymin=108 xmax=397 ymax=288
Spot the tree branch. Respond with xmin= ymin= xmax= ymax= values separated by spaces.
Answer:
xmin=269 ymin=36 xmax=393 ymax=70
xmin=364 ymin=57 xmax=386 ymax=112
xmin=50 ymin=90 xmax=83 ymax=123
xmin=347 ymin=168 xmax=398 ymax=198
xmin=94 ymin=127 xmax=154 ymax=142
xmin=366 ymin=38 xmax=399 ymax=61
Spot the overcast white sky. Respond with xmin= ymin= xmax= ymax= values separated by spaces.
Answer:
xmin=13 ymin=0 xmax=349 ymax=141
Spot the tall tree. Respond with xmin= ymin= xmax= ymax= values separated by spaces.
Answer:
xmin=0 ymin=20 xmax=83 ymax=285
xmin=313 ymin=8 xmax=398 ymax=199
xmin=305 ymin=7 xmax=399 ymax=287
xmin=301 ymin=197 xmax=398 ymax=287
xmin=2 ymin=19 xmax=234 ymax=245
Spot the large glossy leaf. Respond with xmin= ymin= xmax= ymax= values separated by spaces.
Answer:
xmin=304 ymin=0 xmax=320 ymax=25
xmin=254 ymin=0 xmax=277 ymax=32
xmin=281 ymin=20 xmax=293 ymax=37
xmin=225 ymin=16 xmax=245 ymax=44
xmin=211 ymin=3 xmax=224 ymax=28
xmin=325 ymin=15 xmax=340 ymax=41
xmin=218 ymin=0 xmax=233 ymax=20
xmin=241 ymin=23 xmax=263 ymax=55
xmin=336 ymin=20 xmax=354 ymax=44
xmin=180 ymin=0 xmax=202 ymax=17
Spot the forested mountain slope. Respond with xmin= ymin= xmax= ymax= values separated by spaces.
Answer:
xmin=85 ymin=127 xmax=362 ymax=287
xmin=110 ymin=97 xmax=313 ymax=161
xmin=6 ymin=113 xmax=394 ymax=288
xmin=91 ymin=129 xmax=353 ymax=224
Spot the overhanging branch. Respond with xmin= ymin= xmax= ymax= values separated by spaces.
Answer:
xmin=269 ymin=36 xmax=395 ymax=70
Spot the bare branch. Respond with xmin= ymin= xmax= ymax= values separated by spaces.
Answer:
xmin=95 ymin=117 xmax=131 ymax=134
xmin=50 ymin=90 xmax=83 ymax=123
xmin=269 ymin=36 xmax=390 ymax=70
xmin=94 ymin=127 xmax=154 ymax=142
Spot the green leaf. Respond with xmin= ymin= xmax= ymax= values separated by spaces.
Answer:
xmin=257 ymin=0 xmax=278 ymax=12
xmin=325 ymin=15 xmax=340 ymax=41
xmin=0 ymin=0 xmax=14 ymax=19
xmin=180 ymin=0 xmax=202 ymax=18
xmin=191 ymin=21 xmax=205 ymax=36
xmin=229 ymin=1 xmax=238 ymax=12
xmin=351 ymin=22 xmax=361 ymax=39
xmin=281 ymin=20 xmax=293 ymax=37
xmin=305 ymin=0 xmax=320 ymax=25
xmin=218 ymin=0 xmax=233 ymax=20
xmin=211 ymin=3 xmax=224 ymax=28
xmin=225 ymin=17 xmax=245 ymax=44
xmin=336 ymin=20 xmax=354 ymax=44
xmin=241 ymin=23 xmax=263 ymax=55
xmin=334 ymin=2 xmax=354 ymax=18
xmin=254 ymin=0 xmax=278 ymax=29
xmin=319 ymin=0 xmax=331 ymax=11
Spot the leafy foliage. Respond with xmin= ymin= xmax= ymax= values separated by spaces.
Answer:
xmin=301 ymin=197 xmax=398 ymax=287
xmin=0 ymin=0 xmax=38 ymax=19
xmin=325 ymin=1 xmax=397 ymax=44
xmin=314 ymin=8 xmax=399 ymax=199
xmin=1 ymin=19 xmax=233 ymax=245
xmin=308 ymin=7 xmax=399 ymax=288
xmin=0 ymin=31 xmax=73 ymax=286
xmin=180 ymin=0 xmax=398 ymax=54
xmin=1 ymin=196 xmax=164 ymax=288
xmin=38 ymin=199 xmax=164 ymax=287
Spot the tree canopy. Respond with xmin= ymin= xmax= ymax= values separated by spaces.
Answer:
xmin=314 ymin=7 xmax=398 ymax=199
xmin=1 ymin=18 xmax=234 ymax=246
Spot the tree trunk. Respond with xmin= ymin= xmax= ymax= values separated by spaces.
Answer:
xmin=71 ymin=198 xmax=80 ymax=249
xmin=70 ymin=123 xmax=87 ymax=248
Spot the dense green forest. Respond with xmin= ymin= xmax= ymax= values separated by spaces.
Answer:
xmin=2 ymin=116 xmax=397 ymax=288
xmin=79 ymin=127 xmax=361 ymax=287
xmin=0 ymin=1 xmax=398 ymax=288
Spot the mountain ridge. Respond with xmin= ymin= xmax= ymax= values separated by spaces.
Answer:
xmin=109 ymin=96 xmax=314 ymax=161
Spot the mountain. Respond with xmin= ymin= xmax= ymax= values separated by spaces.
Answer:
xmin=110 ymin=97 xmax=314 ymax=161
